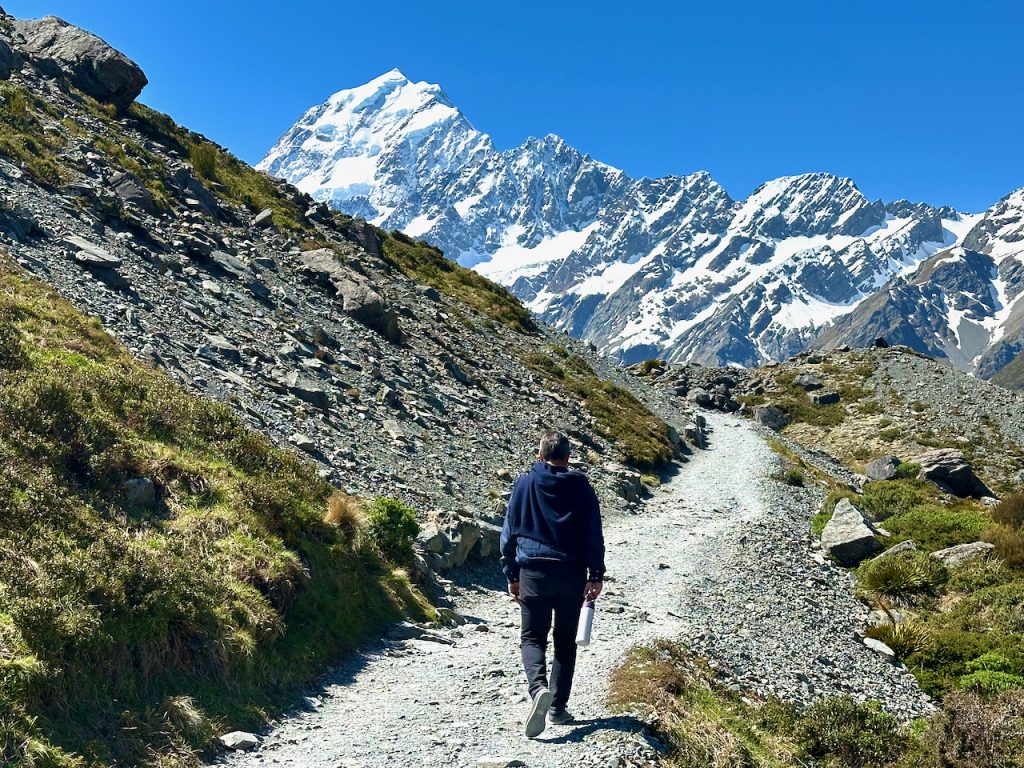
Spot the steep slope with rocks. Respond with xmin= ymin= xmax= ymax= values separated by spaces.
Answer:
xmin=814 ymin=190 xmax=1024 ymax=377
xmin=261 ymin=71 xmax=986 ymax=367
xmin=0 ymin=10 xmax=694 ymax=561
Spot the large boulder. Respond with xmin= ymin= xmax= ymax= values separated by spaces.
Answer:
xmin=108 ymin=170 xmax=156 ymax=214
xmin=912 ymin=448 xmax=992 ymax=498
xmin=753 ymin=405 xmax=790 ymax=431
xmin=864 ymin=455 xmax=901 ymax=482
xmin=820 ymin=498 xmax=881 ymax=566
xmin=298 ymin=249 xmax=402 ymax=343
xmin=12 ymin=16 xmax=147 ymax=109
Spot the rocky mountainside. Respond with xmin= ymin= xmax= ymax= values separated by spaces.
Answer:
xmin=0 ymin=13 xmax=697 ymax=575
xmin=260 ymin=71 xmax=1006 ymax=369
xmin=813 ymin=190 xmax=1024 ymax=378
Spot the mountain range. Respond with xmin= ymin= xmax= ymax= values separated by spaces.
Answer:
xmin=259 ymin=70 xmax=1024 ymax=378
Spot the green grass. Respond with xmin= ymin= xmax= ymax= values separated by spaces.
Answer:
xmin=379 ymin=231 xmax=538 ymax=334
xmin=0 ymin=83 xmax=69 ymax=186
xmin=0 ymin=259 xmax=429 ymax=766
xmin=885 ymin=503 xmax=990 ymax=550
xmin=522 ymin=349 xmax=676 ymax=471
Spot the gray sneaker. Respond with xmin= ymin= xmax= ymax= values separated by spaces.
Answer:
xmin=525 ymin=688 xmax=552 ymax=738
xmin=548 ymin=707 xmax=573 ymax=725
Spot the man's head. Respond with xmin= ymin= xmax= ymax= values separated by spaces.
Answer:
xmin=538 ymin=430 xmax=571 ymax=466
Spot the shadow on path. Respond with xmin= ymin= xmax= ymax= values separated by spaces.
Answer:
xmin=539 ymin=714 xmax=652 ymax=745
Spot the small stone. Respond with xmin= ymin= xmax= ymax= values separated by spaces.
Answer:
xmin=931 ymin=541 xmax=994 ymax=567
xmin=219 ymin=731 xmax=259 ymax=750
xmin=122 ymin=477 xmax=156 ymax=507
xmin=254 ymin=208 xmax=275 ymax=228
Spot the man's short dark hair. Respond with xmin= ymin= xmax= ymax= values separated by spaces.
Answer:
xmin=539 ymin=430 xmax=571 ymax=461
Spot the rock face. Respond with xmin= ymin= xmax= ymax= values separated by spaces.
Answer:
xmin=864 ymin=455 xmax=901 ymax=482
xmin=753 ymin=405 xmax=790 ymax=431
xmin=814 ymin=189 xmax=1024 ymax=380
xmin=913 ymin=448 xmax=992 ymax=498
xmin=11 ymin=16 xmax=147 ymax=108
xmin=298 ymin=248 xmax=402 ymax=342
xmin=931 ymin=541 xmax=994 ymax=567
xmin=820 ymin=498 xmax=881 ymax=566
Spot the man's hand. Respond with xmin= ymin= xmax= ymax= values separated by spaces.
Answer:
xmin=508 ymin=581 xmax=520 ymax=603
xmin=584 ymin=581 xmax=603 ymax=601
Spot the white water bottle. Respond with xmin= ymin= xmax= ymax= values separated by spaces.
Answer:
xmin=576 ymin=600 xmax=595 ymax=646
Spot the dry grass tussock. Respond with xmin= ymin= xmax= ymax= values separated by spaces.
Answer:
xmin=325 ymin=491 xmax=367 ymax=548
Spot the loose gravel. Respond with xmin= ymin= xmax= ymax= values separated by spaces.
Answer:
xmin=213 ymin=413 xmax=931 ymax=768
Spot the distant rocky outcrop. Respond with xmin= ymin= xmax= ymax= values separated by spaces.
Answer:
xmin=10 ymin=14 xmax=146 ymax=108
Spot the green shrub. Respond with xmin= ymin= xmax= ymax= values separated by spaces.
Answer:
xmin=958 ymin=670 xmax=1024 ymax=694
xmin=811 ymin=510 xmax=833 ymax=536
xmin=885 ymin=504 xmax=989 ymax=551
xmin=189 ymin=141 xmax=218 ymax=180
xmin=859 ymin=479 xmax=932 ymax=520
xmin=637 ymin=358 xmax=665 ymax=376
xmin=795 ymin=698 xmax=908 ymax=767
xmin=0 ymin=262 xmax=429 ymax=765
xmin=866 ymin=620 xmax=932 ymax=657
xmin=779 ymin=468 xmax=805 ymax=487
xmin=366 ymin=497 xmax=420 ymax=564
xmin=947 ymin=557 xmax=1014 ymax=592
xmin=991 ymin=492 xmax=1024 ymax=529
xmin=857 ymin=550 xmax=947 ymax=605
xmin=895 ymin=462 xmax=921 ymax=479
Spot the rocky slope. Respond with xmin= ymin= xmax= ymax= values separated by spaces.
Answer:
xmin=260 ymin=71 xmax=1008 ymax=369
xmin=0 ymin=11 xmax=698 ymax=571
xmin=814 ymin=190 xmax=1024 ymax=378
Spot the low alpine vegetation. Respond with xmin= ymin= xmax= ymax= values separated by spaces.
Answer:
xmin=523 ymin=347 xmax=676 ymax=471
xmin=0 ymin=260 xmax=429 ymax=767
xmin=611 ymin=640 xmax=1024 ymax=768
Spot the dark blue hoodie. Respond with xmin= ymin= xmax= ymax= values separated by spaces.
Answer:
xmin=499 ymin=461 xmax=605 ymax=583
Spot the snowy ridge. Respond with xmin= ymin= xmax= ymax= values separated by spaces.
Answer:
xmin=261 ymin=72 xmax=1021 ymax=375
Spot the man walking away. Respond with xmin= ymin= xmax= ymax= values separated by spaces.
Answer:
xmin=500 ymin=431 xmax=605 ymax=738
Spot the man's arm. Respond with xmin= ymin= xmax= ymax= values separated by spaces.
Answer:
xmin=499 ymin=479 xmax=522 ymax=588
xmin=583 ymin=480 xmax=605 ymax=597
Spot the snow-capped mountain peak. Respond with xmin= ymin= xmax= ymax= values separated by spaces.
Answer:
xmin=260 ymin=73 xmax=1022 ymax=377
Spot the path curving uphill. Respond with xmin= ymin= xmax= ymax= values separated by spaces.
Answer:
xmin=213 ymin=414 xmax=929 ymax=768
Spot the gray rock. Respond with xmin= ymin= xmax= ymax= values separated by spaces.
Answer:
xmin=64 ymin=235 xmax=120 ymax=267
xmin=871 ymin=539 xmax=917 ymax=561
xmin=282 ymin=372 xmax=330 ymax=411
xmin=0 ymin=37 xmax=24 ymax=79
xmin=793 ymin=373 xmax=823 ymax=391
xmin=753 ymin=405 xmax=790 ymax=431
xmin=811 ymin=391 xmax=840 ymax=406
xmin=218 ymin=731 xmax=259 ymax=751
xmin=862 ymin=637 xmax=896 ymax=659
xmin=931 ymin=541 xmax=994 ymax=567
xmin=12 ymin=16 xmax=147 ymax=108
xmin=109 ymin=171 xmax=156 ymax=214
xmin=820 ymin=498 xmax=881 ymax=566
xmin=476 ymin=757 xmax=526 ymax=767
xmin=298 ymin=248 xmax=403 ymax=343
xmin=345 ymin=217 xmax=382 ymax=258
xmin=864 ymin=455 xmax=901 ymax=482
xmin=913 ymin=448 xmax=992 ymax=498
xmin=289 ymin=433 xmax=316 ymax=453
xmin=253 ymin=208 xmax=274 ymax=228
xmin=122 ymin=477 xmax=155 ymax=507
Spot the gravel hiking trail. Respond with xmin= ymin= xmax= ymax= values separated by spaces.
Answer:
xmin=213 ymin=414 xmax=923 ymax=768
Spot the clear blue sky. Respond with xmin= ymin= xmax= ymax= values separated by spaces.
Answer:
xmin=6 ymin=1 xmax=1022 ymax=211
